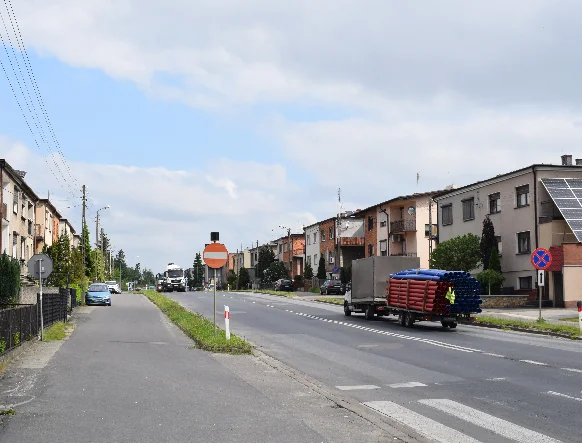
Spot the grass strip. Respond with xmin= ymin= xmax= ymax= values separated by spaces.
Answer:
xmin=230 ymin=289 xmax=296 ymax=298
xmin=143 ymin=290 xmax=251 ymax=354
xmin=560 ymin=317 xmax=579 ymax=323
xmin=316 ymin=297 xmax=344 ymax=305
xmin=475 ymin=315 xmax=581 ymax=339
xmin=44 ymin=322 xmax=67 ymax=341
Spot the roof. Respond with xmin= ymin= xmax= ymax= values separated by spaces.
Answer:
xmin=433 ymin=164 xmax=582 ymax=201
xmin=352 ymin=189 xmax=447 ymax=216
xmin=59 ymin=218 xmax=77 ymax=234
xmin=0 ymin=159 xmax=40 ymax=201
xmin=37 ymin=199 xmax=63 ymax=219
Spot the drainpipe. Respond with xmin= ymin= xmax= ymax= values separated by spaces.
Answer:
xmin=533 ymin=166 xmax=540 ymax=302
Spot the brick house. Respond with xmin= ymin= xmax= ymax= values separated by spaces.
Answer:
xmin=278 ymin=234 xmax=304 ymax=279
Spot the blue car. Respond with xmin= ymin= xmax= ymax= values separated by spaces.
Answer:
xmin=86 ymin=283 xmax=112 ymax=306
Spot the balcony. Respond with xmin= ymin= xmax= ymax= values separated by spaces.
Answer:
xmin=390 ymin=219 xmax=416 ymax=233
xmin=34 ymin=224 xmax=43 ymax=240
xmin=539 ymin=200 xmax=564 ymax=224
xmin=339 ymin=237 xmax=365 ymax=247
xmin=390 ymin=252 xmax=418 ymax=257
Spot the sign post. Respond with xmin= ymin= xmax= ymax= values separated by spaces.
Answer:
xmin=203 ymin=238 xmax=228 ymax=335
xmin=28 ymin=254 xmax=53 ymax=341
xmin=577 ymin=301 xmax=582 ymax=332
xmin=531 ymin=248 xmax=552 ymax=323
xmin=224 ymin=306 xmax=231 ymax=340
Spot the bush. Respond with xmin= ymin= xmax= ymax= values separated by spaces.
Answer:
xmin=476 ymin=269 xmax=504 ymax=295
xmin=0 ymin=253 xmax=20 ymax=304
xmin=294 ymin=274 xmax=303 ymax=281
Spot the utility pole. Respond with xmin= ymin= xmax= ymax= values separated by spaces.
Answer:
xmin=81 ymin=185 xmax=86 ymax=272
xmin=336 ymin=188 xmax=341 ymax=279
xmin=428 ymin=197 xmax=434 ymax=265
xmin=95 ymin=212 xmax=99 ymax=281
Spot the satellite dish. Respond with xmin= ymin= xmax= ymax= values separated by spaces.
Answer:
xmin=408 ymin=206 xmax=416 ymax=215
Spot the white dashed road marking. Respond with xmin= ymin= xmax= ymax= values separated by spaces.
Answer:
xmin=547 ymin=391 xmax=582 ymax=402
xmin=336 ymin=385 xmax=381 ymax=391
xmin=388 ymin=382 xmax=427 ymax=388
xmin=561 ymin=368 xmax=582 ymax=373
xmin=519 ymin=360 xmax=547 ymax=366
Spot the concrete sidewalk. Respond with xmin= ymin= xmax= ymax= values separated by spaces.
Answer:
xmin=479 ymin=307 xmax=580 ymax=325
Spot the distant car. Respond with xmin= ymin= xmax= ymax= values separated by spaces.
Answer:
xmin=86 ymin=283 xmax=112 ymax=306
xmin=105 ymin=280 xmax=121 ymax=294
xmin=274 ymin=279 xmax=294 ymax=291
xmin=320 ymin=280 xmax=345 ymax=295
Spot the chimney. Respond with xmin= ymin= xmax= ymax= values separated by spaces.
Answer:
xmin=561 ymin=154 xmax=572 ymax=166
xmin=576 ymin=159 xmax=582 ymax=166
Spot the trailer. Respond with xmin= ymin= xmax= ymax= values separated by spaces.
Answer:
xmin=344 ymin=257 xmax=479 ymax=328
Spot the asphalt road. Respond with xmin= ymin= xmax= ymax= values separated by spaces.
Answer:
xmin=0 ymin=294 xmax=396 ymax=443
xmin=168 ymin=290 xmax=582 ymax=443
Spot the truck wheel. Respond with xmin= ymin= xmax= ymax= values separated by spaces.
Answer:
xmin=449 ymin=322 xmax=457 ymax=329
xmin=365 ymin=305 xmax=375 ymax=320
xmin=404 ymin=312 xmax=415 ymax=328
xmin=344 ymin=302 xmax=351 ymax=317
xmin=441 ymin=321 xmax=450 ymax=328
xmin=398 ymin=312 xmax=406 ymax=326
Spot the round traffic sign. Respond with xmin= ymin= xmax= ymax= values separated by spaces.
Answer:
xmin=531 ymin=248 xmax=552 ymax=270
xmin=28 ymin=253 xmax=53 ymax=279
xmin=203 ymin=242 xmax=229 ymax=269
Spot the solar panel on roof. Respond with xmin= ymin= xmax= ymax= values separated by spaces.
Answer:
xmin=554 ymin=199 xmax=582 ymax=209
xmin=547 ymin=188 xmax=576 ymax=199
xmin=541 ymin=178 xmax=582 ymax=243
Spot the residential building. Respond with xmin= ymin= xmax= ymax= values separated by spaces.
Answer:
xmin=72 ymin=234 xmax=81 ymax=249
xmin=34 ymin=199 xmax=62 ymax=253
xmin=276 ymin=233 xmax=304 ymax=279
xmin=434 ymin=156 xmax=582 ymax=308
xmin=304 ymin=222 xmax=322 ymax=274
xmin=0 ymin=160 xmax=38 ymax=274
xmin=355 ymin=192 xmax=440 ymax=269
xmin=337 ymin=214 xmax=365 ymax=269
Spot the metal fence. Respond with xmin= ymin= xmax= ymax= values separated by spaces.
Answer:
xmin=38 ymin=291 xmax=68 ymax=329
xmin=0 ymin=303 xmax=39 ymax=354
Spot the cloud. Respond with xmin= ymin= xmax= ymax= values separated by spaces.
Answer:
xmin=0 ymin=138 xmax=316 ymax=271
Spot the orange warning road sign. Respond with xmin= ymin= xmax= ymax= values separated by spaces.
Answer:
xmin=203 ymin=242 xmax=229 ymax=269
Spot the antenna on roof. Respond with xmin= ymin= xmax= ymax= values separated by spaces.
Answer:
xmin=417 ymin=172 xmax=420 ymax=187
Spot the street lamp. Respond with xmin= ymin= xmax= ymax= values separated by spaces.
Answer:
xmin=95 ymin=205 xmax=110 ymax=281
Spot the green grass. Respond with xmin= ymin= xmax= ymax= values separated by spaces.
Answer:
xmin=309 ymin=287 xmax=321 ymax=294
xmin=0 ymin=408 xmax=15 ymax=416
xmin=560 ymin=317 xmax=579 ymax=323
xmin=44 ymin=322 xmax=67 ymax=341
xmin=475 ymin=315 xmax=581 ymax=339
xmin=316 ymin=297 xmax=344 ymax=305
xmin=231 ymin=289 xmax=296 ymax=297
xmin=143 ymin=290 xmax=251 ymax=354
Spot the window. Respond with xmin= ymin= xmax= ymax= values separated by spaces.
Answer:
xmin=307 ymin=236 xmax=311 ymax=245
xmin=489 ymin=192 xmax=500 ymax=214
xmin=314 ymin=254 xmax=318 ymax=264
xmin=321 ymin=230 xmax=326 ymax=241
xmin=313 ymin=232 xmax=317 ymax=243
xmin=442 ymin=204 xmax=453 ymax=226
xmin=328 ymin=251 xmax=335 ymax=263
xmin=462 ymin=198 xmax=475 ymax=221
xmin=329 ymin=227 xmax=334 ymax=240
xmin=517 ymin=231 xmax=531 ymax=254
xmin=306 ymin=256 xmax=311 ymax=265
xmin=496 ymin=235 xmax=502 ymax=256
xmin=284 ymin=244 xmax=287 ymax=252
xmin=519 ymin=276 xmax=532 ymax=290
xmin=368 ymin=243 xmax=374 ymax=256
xmin=368 ymin=216 xmax=374 ymax=231
xmin=279 ymin=244 xmax=283 ymax=253
xmin=516 ymin=185 xmax=529 ymax=208
xmin=380 ymin=220 xmax=387 ymax=227
xmin=13 ymin=186 xmax=18 ymax=214
xmin=379 ymin=240 xmax=387 ymax=256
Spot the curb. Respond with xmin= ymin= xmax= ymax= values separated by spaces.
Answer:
xmin=313 ymin=300 xmax=343 ymax=306
xmin=470 ymin=321 xmax=581 ymax=340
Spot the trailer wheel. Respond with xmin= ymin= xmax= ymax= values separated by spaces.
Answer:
xmin=441 ymin=321 xmax=450 ymax=328
xmin=449 ymin=322 xmax=457 ymax=329
xmin=398 ymin=312 xmax=406 ymax=326
xmin=344 ymin=302 xmax=351 ymax=317
xmin=404 ymin=312 xmax=415 ymax=328
xmin=365 ymin=305 xmax=375 ymax=320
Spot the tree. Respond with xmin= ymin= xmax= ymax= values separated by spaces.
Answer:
xmin=47 ymin=233 xmax=72 ymax=287
xmin=429 ymin=233 xmax=482 ymax=272
xmin=142 ymin=268 xmax=155 ymax=285
xmin=476 ymin=269 xmax=505 ymax=295
xmin=238 ymin=267 xmax=250 ymax=289
xmin=81 ymin=223 xmax=93 ymax=278
xmin=489 ymin=248 xmax=501 ymax=273
xmin=316 ymin=255 xmax=327 ymax=279
xmin=70 ymin=247 xmax=86 ymax=285
xmin=227 ymin=269 xmax=238 ymax=287
xmin=340 ymin=264 xmax=352 ymax=285
xmin=264 ymin=261 xmax=288 ymax=284
xmin=257 ymin=245 xmax=276 ymax=284
xmin=93 ymin=249 xmax=106 ymax=282
xmin=304 ymin=262 xmax=314 ymax=280
xmin=480 ymin=216 xmax=497 ymax=270
xmin=192 ymin=253 xmax=204 ymax=287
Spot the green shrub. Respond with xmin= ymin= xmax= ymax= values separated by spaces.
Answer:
xmin=0 ymin=253 xmax=20 ymax=304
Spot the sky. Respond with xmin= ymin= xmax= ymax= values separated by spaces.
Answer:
xmin=2 ymin=0 xmax=582 ymax=272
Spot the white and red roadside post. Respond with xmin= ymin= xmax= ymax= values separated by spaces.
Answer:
xmin=224 ymin=306 xmax=231 ymax=340
xmin=577 ymin=301 xmax=582 ymax=332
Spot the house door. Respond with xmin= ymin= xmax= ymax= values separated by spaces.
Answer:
xmin=553 ymin=271 xmax=564 ymax=308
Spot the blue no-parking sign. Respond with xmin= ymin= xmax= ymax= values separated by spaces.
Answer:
xmin=531 ymin=248 xmax=552 ymax=270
